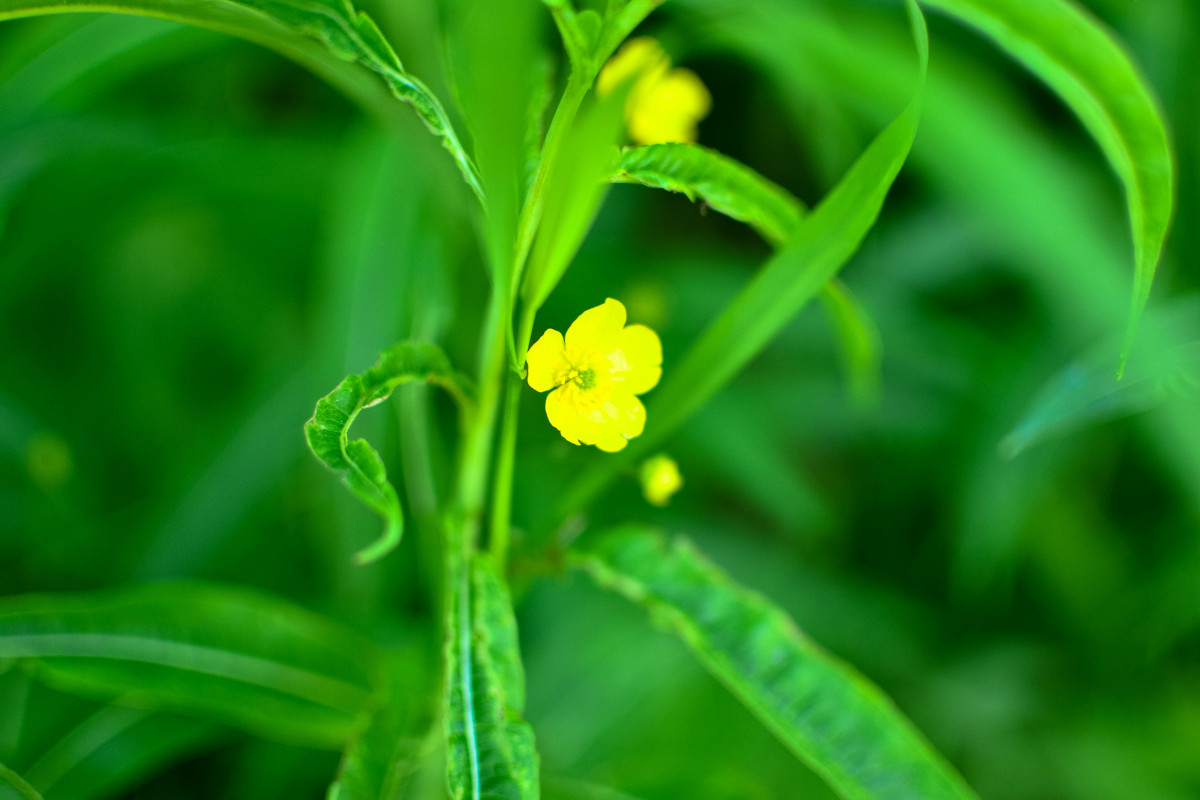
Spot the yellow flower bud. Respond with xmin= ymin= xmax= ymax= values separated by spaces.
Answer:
xmin=598 ymin=37 xmax=711 ymax=146
xmin=640 ymin=454 xmax=683 ymax=506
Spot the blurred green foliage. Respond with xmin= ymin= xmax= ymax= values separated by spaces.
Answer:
xmin=1 ymin=0 xmax=1198 ymax=798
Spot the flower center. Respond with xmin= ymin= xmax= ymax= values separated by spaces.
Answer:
xmin=573 ymin=368 xmax=597 ymax=390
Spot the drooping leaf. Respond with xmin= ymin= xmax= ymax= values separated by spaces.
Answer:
xmin=0 ymin=584 xmax=382 ymax=749
xmin=611 ymin=143 xmax=805 ymax=246
xmin=305 ymin=342 xmax=471 ymax=565
xmin=16 ymin=707 xmax=223 ymax=800
xmin=445 ymin=556 xmax=539 ymax=800
xmin=608 ymin=143 xmax=881 ymax=406
xmin=920 ymin=0 xmax=1174 ymax=369
xmin=0 ymin=0 xmax=482 ymax=199
xmin=574 ymin=527 xmax=978 ymax=800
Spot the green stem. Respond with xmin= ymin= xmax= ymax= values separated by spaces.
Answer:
xmin=488 ymin=374 xmax=523 ymax=569
xmin=456 ymin=289 xmax=510 ymax=551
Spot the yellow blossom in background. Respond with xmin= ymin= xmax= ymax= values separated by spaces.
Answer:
xmin=640 ymin=454 xmax=683 ymax=506
xmin=597 ymin=37 xmax=711 ymax=146
xmin=526 ymin=298 xmax=662 ymax=452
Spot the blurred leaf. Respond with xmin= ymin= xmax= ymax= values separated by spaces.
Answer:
xmin=326 ymin=652 xmax=436 ymax=800
xmin=0 ymin=0 xmax=482 ymax=198
xmin=820 ymin=280 xmax=883 ymax=407
xmin=304 ymin=342 xmax=471 ymax=565
xmin=922 ymin=0 xmax=1174 ymax=367
xmin=0 ymin=583 xmax=381 ymax=749
xmin=0 ymin=764 xmax=42 ymax=800
xmin=611 ymin=143 xmax=805 ymax=246
xmin=18 ymin=707 xmax=223 ymax=800
xmin=1002 ymin=300 xmax=1200 ymax=458
xmin=445 ymin=0 xmax=540 ymax=282
xmin=574 ymin=527 xmax=978 ymax=800
xmin=445 ymin=556 xmax=539 ymax=800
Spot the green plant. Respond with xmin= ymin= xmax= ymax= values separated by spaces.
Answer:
xmin=0 ymin=0 xmax=1179 ymax=798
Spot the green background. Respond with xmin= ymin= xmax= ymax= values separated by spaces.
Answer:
xmin=1 ymin=0 xmax=1198 ymax=797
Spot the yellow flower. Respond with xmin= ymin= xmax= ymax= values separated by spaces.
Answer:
xmin=526 ymin=298 xmax=662 ymax=452
xmin=597 ymin=37 xmax=711 ymax=146
xmin=640 ymin=454 xmax=683 ymax=506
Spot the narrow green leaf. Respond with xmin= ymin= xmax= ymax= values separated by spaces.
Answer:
xmin=0 ymin=0 xmax=482 ymax=199
xmin=611 ymin=143 xmax=806 ymax=247
xmin=305 ymin=342 xmax=471 ymax=565
xmin=522 ymin=90 xmax=627 ymax=316
xmin=608 ymin=143 xmax=882 ymax=406
xmin=0 ymin=584 xmax=382 ymax=749
xmin=920 ymin=0 xmax=1174 ymax=369
xmin=445 ymin=556 xmax=539 ymax=800
xmin=574 ymin=527 xmax=977 ymax=800
xmin=0 ymin=764 xmax=43 ymax=800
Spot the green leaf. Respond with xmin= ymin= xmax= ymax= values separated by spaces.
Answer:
xmin=0 ymin=583 xmax=382 ymax=749
xmin=0 ymin=764 xmax=43 ymax=800
xmin=820 ymin=279 xmax=883 ymax=407
xmin=522 ymin=90 xmax=627 ymax=318
xmin=920 ymin=0 xmax=1174 ymax=370
xmin=445 ymin=556 xmax=539 ymax=800
xmin=305 ymin=342 xmax=471 ymax=565
xmin=327 ymin=651 xmax=437 ymax=800
xmin=0 ymin=0 xmax=482 ymax=200
xmin=608 ymin=143 xmax=882 ymax=406
xmin=611 ymin=143 xmax=806 ymax=247
xmin=574 ymin=527 xmax=977 ymax=800
xmin=17 ymin=707 xmax=222 ymax=800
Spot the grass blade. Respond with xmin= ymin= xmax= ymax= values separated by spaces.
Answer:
xmin=574 ymin=526 xmax=977 ymax=800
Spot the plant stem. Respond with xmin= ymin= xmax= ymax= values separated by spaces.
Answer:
xmin=488 ymin=374 xmax=523 ymax=569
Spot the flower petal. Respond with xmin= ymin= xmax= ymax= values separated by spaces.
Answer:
xmin=613 ymin=324 xmax=662 ymax=395
xmin=545 ymin=386 xmax=582 ymax=445
xmin=526 ymin=329 xmax=567 ymax=392
xmin=566 ymin=298 xmax=627 ymax=352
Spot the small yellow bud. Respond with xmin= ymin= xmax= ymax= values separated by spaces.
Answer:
xmin=598 ymin=37 xmax=711 ymax=146
xmin=640 ymin=454 xmax=683 ymax=506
